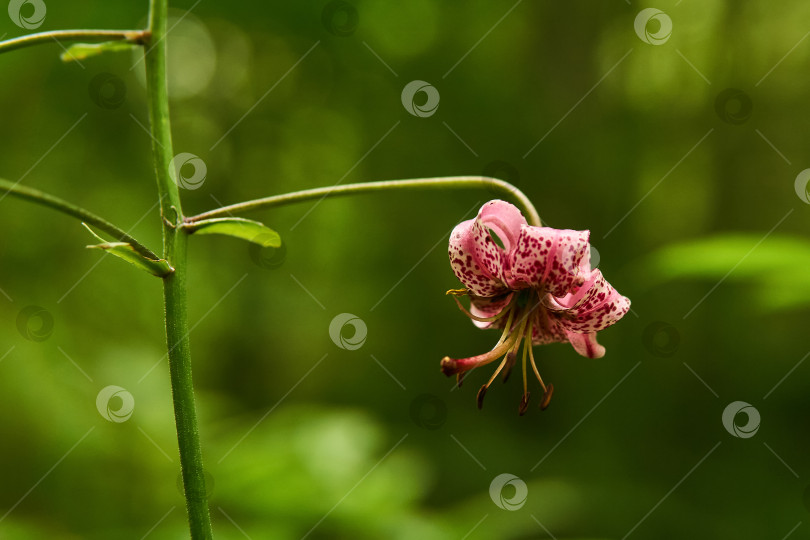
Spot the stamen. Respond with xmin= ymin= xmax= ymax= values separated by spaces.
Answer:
xmin=499 ymin=302 xmax=534 ymax=386
xmin=476 ymin=338 xmax=519 ymax=409
xmin=540 ymin=384 xmax=554 ymax=410
xmin=525 ymin=320 xmax=554 ymax=410
xmin=501 ymin=351 xmax=516 ymax=383
xmin=493 ymin=307 xmax=518 ymax=348
xmin=476 ymin=385 xmax=487 ymax=409
xmin=527 ymin=334 xmax=548 ymax=393
xmin=481 ymin=351 xmax=512 ymax=395
xmin=449 ymin=295 xmax=510 ymax=323
xmin=518 ymin=392 xmax=530 ymax=415
xmin=521 ymin=337 xmax=529 ymax=400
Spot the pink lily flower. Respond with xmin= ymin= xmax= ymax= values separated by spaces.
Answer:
xmin=441 ymin=200 xmax=631 ymax=414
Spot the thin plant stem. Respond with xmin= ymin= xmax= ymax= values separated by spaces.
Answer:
xmin=0 ymin=29 xmax=147 ymax=55
xmin=0 ymin=177 xmax=159 ymax=259
xmin=186 ymin=176 xmax=542 ymax=226
xmin=144 ymin=0 xmax=212 ymax=537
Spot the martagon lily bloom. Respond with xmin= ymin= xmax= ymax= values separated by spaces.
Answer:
xmin=441 ymin=200 xmax=631 ymax=414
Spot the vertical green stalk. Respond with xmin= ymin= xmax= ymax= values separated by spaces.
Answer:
xmin=144 ymin=0 xmax=213 ymax=537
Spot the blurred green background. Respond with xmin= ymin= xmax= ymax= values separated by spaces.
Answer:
xmin=1 ymin=1 xmax=809 ymax=538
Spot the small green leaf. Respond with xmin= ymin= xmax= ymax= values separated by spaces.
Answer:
xmin=83 ymin=224 xmax=173 ymax=277
xmin=60 ymin=40 xmax=137 ymax=62
xmin=186 ymin=217 xmax=281 ymax=248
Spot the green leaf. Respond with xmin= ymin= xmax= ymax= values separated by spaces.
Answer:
xmin=83 ymin=224 xmax=173 ymax=277
xmin=637 ymin=234 xmax=810 ymax=312
xmin=60 ymin=40 xmax=137 ymax=62
xmin=186 ymin=217 xmax=281 ymax=248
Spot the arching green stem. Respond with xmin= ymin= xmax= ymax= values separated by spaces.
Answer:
xmin=186 ymin=176 xmax=542 ymax=227
xmin=0 ymin=29 xmax=147 ymax=55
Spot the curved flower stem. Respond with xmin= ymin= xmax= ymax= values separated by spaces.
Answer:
xmin=0 ymin=177 xmax=159 ymax=259
xmin=144 ymin=0 xmax=212 ymax=537
xmin=0 ymin=29 xmax=147 ymax=55
xmin=185 ymin=176 xmax=542 ymax=227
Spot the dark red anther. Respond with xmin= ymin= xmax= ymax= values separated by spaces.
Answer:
xmin=456 ymin=372 xmax=466 ymax=388
xmin=540 ymin=383 xmax=554 ymax=410
xmin=476 ymin=385 xmax=488 ymax=410
xmin=518 ymin=392 xmax=531 ymax=416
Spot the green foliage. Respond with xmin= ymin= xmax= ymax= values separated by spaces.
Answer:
xmin=185 ymin=217 xmax=281 ymax=247
xmin=83 ymin=223 xmax=173 ymax=277
xmin=640 ymin=234 xmax=810 ymax=311
xmin=60 ymin=41 xmax=137 ymax=63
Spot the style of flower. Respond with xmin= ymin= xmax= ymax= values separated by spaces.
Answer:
xmin=441 ymin=200 xmax=631 ymax=414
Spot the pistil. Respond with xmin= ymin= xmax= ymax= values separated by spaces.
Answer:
xmin=442 ymin=287 xmax=556 ymax=415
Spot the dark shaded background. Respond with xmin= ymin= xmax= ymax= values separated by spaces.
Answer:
xmin=1 ymin=1 xmax=808 ymax=538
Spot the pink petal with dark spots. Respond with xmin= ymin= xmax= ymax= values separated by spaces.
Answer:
xmin=551 ymin=270 xmax=608 ymax=311
xmin=448 ymin=200 xmax=528 ymax=297
xmin=565 ymin=331 xmax=606 ymax=359
xmin=577 ymin=242 xmax=593 ymax=274
xmin=554 ymin=271 xmax=631 ymax=333
xmin=531 ymin=309 xmax=568 ymax=345
xmin=476 ymin=200 xmax=527 ymax=253
xmin=469 ymin=293 xmax=513 ymax=329
xmin=508 ymin=227 xmax=590 ymax=296
xmin=448 ymin=219 xmax=508 ymax=297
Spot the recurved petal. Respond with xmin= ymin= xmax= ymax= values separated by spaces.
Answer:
xmin=577 ymin=241 xmax=593 ymax=274
xmin=551 ymin=269 xmax=607 ymax=310
xmin=475 ymin=200 xmax=527 ymax=253
xmin=449 ymin=219 xmax=507 ymax=297
xmin=469 ymin=293 xmax=513 ymax=329
xmin=447 ymin=200 xmax=530 ymax=297
xmin=508 ymin=227 xmax=590 ymax=296
xmin=565 ymin=330 xmax=606 ymax=359
xmin=557 ymin=272 xmax=631 ymax=333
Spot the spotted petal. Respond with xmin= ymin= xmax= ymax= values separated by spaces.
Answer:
xmin=550 ymin=270 xmax=631 ymax=333
xmin=469 ymin=293 xmax=513 ymax=329
xmin=448 ymin=200 xmax=527 ymax=297
xmin=508 ymin=227 xmax=590 ymax=296
xmin=475 ymin=199 xmax=527 ymax=253
xmin=565 ymin=331 xmax=606 ymax=359
xmin=531 ymin=310 xmax=607 ymax=358
xmin=531 ymin=310 xmax=569 ymax=345
xmin=449 ymin=221 xmax=504 ymax=296
xmin=532 ymin=310 xmax=608 ymax=358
